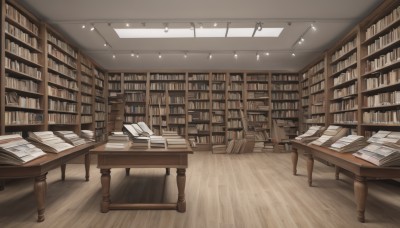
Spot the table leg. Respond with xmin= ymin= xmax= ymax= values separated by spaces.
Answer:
xmin=34 ymin=173 xmax=47 ymax=222
xmin=307 ymin=154 xmax=314 ymax=187
xmin=61 ymin=164 xmax=66 ymax=181
xmin=354 ymin=176 xmax=368 ymax=223
xmin=291 ymin=148 xmax=298 ymax=175
xmin=166 ymin=168 xmax=170 ymax=175
xmin=100 ymin=169 xmax=111 ymax=213
xmin=176 ymin=168 xmax=186 ymax=212
xmin=125 ymin=168 xmax=130 ymax=176
xmin=85 ymin=153 xmax=90 ymax=181
xmin=335 ymin=166 xmax=340 ymax=180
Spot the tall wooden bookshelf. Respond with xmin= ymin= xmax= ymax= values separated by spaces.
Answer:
xmin=2 ymin=0 xmax=45 ymax=135
xmin=359 ymin=0 xmax=400 ymax=136
xmin=124 ymin=73 xmax=147 ymax=124
xmin=211 ymin=73 xmax=227 ymax=146
xmin=94 ymin=67 xmax=107 ymax=141
xmin=188 ymin=73 xmax=211 ymax=150
xmin=327 ymin=29 xmax=359 ymax=134
xmin=271 ymin=73 xmax=300 ymax=140
xmin=78 ymin=54 xmax=94 ymax=131
xmin=307 ymin=59 xmax=327 ymax=127
xmin=299 ymin=71 xmax=310 ymax=133
xmin=226 ymin=73 xmax=245 ymax=143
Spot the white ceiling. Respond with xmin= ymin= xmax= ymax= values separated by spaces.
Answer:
xmin=20 ymin=0 xmax=383 ymax=72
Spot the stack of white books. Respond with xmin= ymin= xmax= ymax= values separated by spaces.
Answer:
xmin=166 ymin=138 xmax=187 ymax=149
xmin=105 ymin=132 xmax=130 ymax=149
xmin=330 ymin=135 xmax=368 ymax=153
xmin=309 ymin=126 xmax=348 ymax=147
xmin=162 ymin=130 xmax=181 ymax=139
xmin=0 ymin=134 xmax=46 ymax=165
xmin=54 ymin=131 xmax=86 ymax=146
xmin=150 ymin=135 xmax=166 ymax=148
xmin=253 ymin=141 xmax=265 ymax=153
xmin=353 ymin=143 xmax=400 ymax=167
xmin=81 ymin=130 xmax=95 ymax=142
xmin=295 ymin=126 xmax=325 ymax=143
xmin=212 ymin=145 xmax=226 ymax=154
xmin=27 ymin=131 xmax=74 ymax=153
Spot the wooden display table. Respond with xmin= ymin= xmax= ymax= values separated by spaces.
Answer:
xmin=0 ymin=142 xmax=99 ymax=222
xmin=90 ymin=143 xmax=193 ymax=213
xmin=291 ymin=140 xmax=400 ymax=223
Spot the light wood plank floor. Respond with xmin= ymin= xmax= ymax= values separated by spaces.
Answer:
xmin=1 ymin=151 xmax=400 ymax=228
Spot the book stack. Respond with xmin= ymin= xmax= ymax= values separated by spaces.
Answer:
xmin=162 ymin=130 xmax=181 ymax=139
xmin=367 ymin=131 xmax=400 ymax=144
xmin=105 ymin=132 xmax=130 ymax=149
xmin=54 ymin=131 xmax=86 ymax=146
xmin=0 ymin=134 xmax=46 ymax=165
xmin=226 ymin=139 xmax=246 ymax=154
xmin=212 ymin=144 xmax=226 ymax=153
xmin=295 ymin=126 xmax=325 ymax=143
xmin=166 ymin=138 xmax=187 ymax=149
xmin=309 ymin=126 xmax=348 ymax=147
xmin=27 ymin=131 xmax=75 ymax=153
xmin=353 ymin=143 xmax=400 ymax=167
xmin=253 ymin=142 xmax=264 ymax=152
xmin=330 ymin=135 xmax=369 ymax=153
xmin=81 ymin=130 xmax=95 ymax=142
xmin=149 ymin=135 xmax=166 ymax=148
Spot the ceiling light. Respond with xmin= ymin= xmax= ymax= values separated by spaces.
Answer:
xmin=208 ymin=53 xmax=212 ymax=60
xmin=311 ymin=24 xmax=317 ymax=31
xmin=301 ymin=37 xmax=305 ymax=42
xmin=131 ymin=52 xmax=135 ymax=57
xmin=256 ymin=53 xmax=260 ymax=61
xmin=254 ymin=28 xmax=284 ymax=37
xmin=257 ymin=23 xmax=262 ymax=31
xmin=158 ymin=53 xmax=162 ymax=59
xmin=81 ymin=25 xmax=86 ymax=29
xmin=213 ymin=22 xmax=218 ymax=27
xmin=265 ymin=52 xmax=270 ymax=56
xmin=136 ymin=54 xmax=139 ymax=58
xmin=199 ymin=23 xmax=203 ymax=29
xmin=196 ymin=28 xmax=226 ymax=37
xmin=112 ymin=54 xmax=116 ymax=59
xmin=103 ymin=43 xmax=107 ymax=47
xmin=234 ymin=52 xmax=238 ymax=59
xmin=126 ymin=23 xmax=130 ymax=27
xmin=115 ymin=28 xmax=193 ymax=38
xmin=184 ymin=53 xmax=187 ymax=59
xmin=164 ymin=24 xmax=169 ymax=33
xmin=291 ymin=52 xmax=296 ymax=57
xmin=298 ymin=40 xmax=302 ymax=45
xmin=90 ymin=26 xmax=95 ymax=31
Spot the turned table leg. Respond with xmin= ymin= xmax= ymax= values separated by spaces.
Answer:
xmin=85 ymin=153 xmax=90 ymax=181
xmin=61 ymin=164 xmax=66 ymax=181
xmin=291 ymin=148 xmax=298 ymax=175
xmin=307 ymin=154 xmax=314 ymax=187
xmin=335 ymin=166 xmax=340 ymax=180
xmin=100 ymin=169 xmax=111 ymax=213
xmin=125 ymin=168 xmax=130 ymax=176
xmin=166 ymin=168 xmax=170 ymax=175
xmin=354 ymin=176 xmax=368 ymax=223
xmin=176 ymin=168 xmax=186 ymax=212
xmin=34 ymin=173 xmax=48 ymax=222
xmin=0 ymin=180 xmax=5 ymax=191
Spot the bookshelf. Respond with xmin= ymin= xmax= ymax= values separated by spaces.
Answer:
xmin=227 ymin=73 xmax=245 ymax=143
xmin=246 ymin=73 xmax=271 ymax=144
xmin=79 ymin=54 xmax=94 ymax=131
xmin=124 ymin=73 xmax=148 ymax=124
xmin=271 ymin=73 xmax=300 ymax=140
xmin=327 ymin=29 xmax=359 ymax=134
xmin=299 ymin=71 xmax=310 ymax=133
xmin=211 ymin=73 xmax=227 ymax=147
xmin=359 ymin=0 xmax=400 ymax=135
xmin=107 ymin=72 xmax=122 ymax=97
xmin=306 ymin=59 xmax=327 ymax=127
xmin=94 ymin=67 xmax=107 ymax=141
xmin=188 ymin=73 xmax=211 ymax=150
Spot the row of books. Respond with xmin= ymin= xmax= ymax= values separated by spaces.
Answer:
xmin=272 ymin=84 xmax=299 ymax=91
xmin=333 ymin=68 xmax=357 ymax=86
xmin=366 ymin=47 xmax=400 ymax=72
xmin=331 ymin=52 xmax=357 ymax=74
xmin=6 ymin=75 xmax=39 ymax=93
xmin=364 ymin=69 xmax=400 ymax=90
xmin=5 ymin=39 xmax=39 ymax=64
xmin=5 ymin=57 xmax=42 ymax=79
xmin=124 ymin=83 xmax=146 ymax=90
xmin=48 ymin=44 xmax=77 ymax=68
xmin=47 ymin=33 xmax=77 ymax=58
xmin=310 ymin=72 xmax=324 ymax=84
xmin=49 ymin=72 xmax=78 ymax=90
xmin=271 ymin=74 xmax=299 ymax=81
xmin=48 ymin=58 xmax=77 ymax=78
xmin=331 ymin=38 xmax=356 ymax=62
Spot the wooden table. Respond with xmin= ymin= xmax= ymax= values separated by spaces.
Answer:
xmin=90 ymin=143 xmax=193 ymax=213
xmin=0 ymin=142 xmax=98 ymax=222
xmin=291 ymin=140 xmax=400 ymax=223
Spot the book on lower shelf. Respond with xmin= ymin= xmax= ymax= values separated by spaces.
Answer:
xmin=27 ymin=131 xmax=75 ymax=153
xmin=0 ymin=134 xmax=46 ymax=165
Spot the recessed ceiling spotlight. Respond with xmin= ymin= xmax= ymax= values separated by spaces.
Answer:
xmin=131 ymin=52 xmax=135 ymax=57
xmin=301 ymin=37 xmax=305 ymax=42
xmin=234 ymin=52 xmax=238 ymax=59
xmin=90 ymin=26 xmax=95 ymax=31
xmin=256 ymin=53 xmax=260 ymax=61
xmin=265 ymin=52 xmax=270 ymax=56
xmin=103 ymin=43 xmax=107 ymax=47
xmin=81 ymin=25 xmax=86 ymax=29
xmin=158 ymin=53 xmax=162 ymax=59
xmin=291 ymin=52 xmax=296 ymax=57
xmin=208 ymin=53 xmax=212 ymax=60
xmin=214 ymin=22 xmax=218 ymax=27
xmin=184 ymin=53 xmax=188 ymax=59
xmin=136 ymin=54 xmax=140 ymax=58
xmin=112 ymin=54 xmax=116 ymax=59
xmin=126 ymin=23 xmax=130 ymax=27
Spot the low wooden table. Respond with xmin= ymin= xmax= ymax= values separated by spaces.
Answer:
xmin=0 ymin=142 xmax=98 ymax=222
xmin=90 ymin=143 xmax=193 ymax=213
xmin=292 ymin=140 xmax=400 ymax=223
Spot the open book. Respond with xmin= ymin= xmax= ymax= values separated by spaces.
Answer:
xmin=295 ymin=126 xmax=325 ymax=143
xmin=309 ymin=125 xmax=348 ymax=147
xmin=27 ymin=131 xmax=74 ymax=153
xmin=329 ymin=135 xmax=368 ymax=153
xmin=353 ymin=143 xmax=400 ymax=167
xmin=0 ymin=134 xmax=46 ymax=165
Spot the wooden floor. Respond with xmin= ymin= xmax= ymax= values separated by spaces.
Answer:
xmin=1 ymin=151 xmax=400 ymax=228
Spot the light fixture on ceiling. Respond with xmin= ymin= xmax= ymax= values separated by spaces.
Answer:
xmin=112 ymin=54 xmax=116 ymax=59
xmin=311 ymin=24 xmax=317 ymax=31
xmin=90 ymin=24 xmax=95 ymax=31
xmin=131 ymin=52 xmax=135 ymax=57
xmin=81 ymin=24 xmax=86 ymax=29
xmin=184 ymin=52 xmax=188 ymax=59
xmin=265 ymin=52 xmax=270 ymax=56
xmin=234 ymin=51 xmax=238 ymax=59
xmin=126 ymin=23 xmax=130 ymax=27
xmin=158 ymin=53 xmax=162 ymax=59
xmin=164 ymin=23 xmax=169 ymax=33
xmin=103 ymin=43 xmax=107 ymax=47
xmin=257 ymin=22 xmax=262 ymax=31
xmin=213 ymin=22 xmax=218 ymax=27
xmin=256 ymin=52 xmax=260 ymax=61
xmin=136 ymin=54 xmax=140 ymax=58
xmin=291 ymin=52 xmax=296 ymax=57
xmin=208 ymin=53 xmax=212 ymax=60
xmin=199 ymin=23 xmax=203 ymax=29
